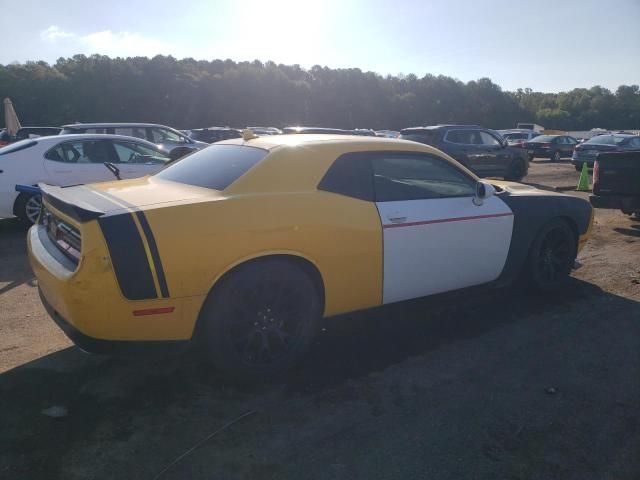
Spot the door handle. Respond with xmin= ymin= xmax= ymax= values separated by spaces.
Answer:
xmin=387 ymin=215 xmax=407 ymax=223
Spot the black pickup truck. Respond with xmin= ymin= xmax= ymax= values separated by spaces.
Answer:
xmin=589 ymin=151 xmax=640 ymax=217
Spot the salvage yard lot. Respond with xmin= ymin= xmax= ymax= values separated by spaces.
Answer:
xmin=1 ymin=158 xmax=639 ymax=480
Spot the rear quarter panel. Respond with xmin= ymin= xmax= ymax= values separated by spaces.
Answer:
xmin=144 ymin=190 xmax=384 ymax=317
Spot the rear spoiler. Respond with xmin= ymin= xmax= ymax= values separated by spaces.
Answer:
xmin=39 ymin=183 xmax=105 ymax=222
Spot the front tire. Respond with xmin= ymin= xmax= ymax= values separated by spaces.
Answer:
xmin=14 ymin=193 xmax=42 ymax=224
xmin=197 ymin=258 xmax=322 ymax=382
xmin=526 ymin=219 xmax=577 ymax=291
xmin=551 ymin=151 xmax=561 ymax=162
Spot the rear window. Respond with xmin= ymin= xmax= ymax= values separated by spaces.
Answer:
xmin=0 ymin=139 xmax=38 ymax=155
xmin=587 ymin=135 xmax=629 ymax=145
xmin=154 ymin=144 xmax=268 ymax=190
xmin=530 ymin=135 xmax=556 ymax=142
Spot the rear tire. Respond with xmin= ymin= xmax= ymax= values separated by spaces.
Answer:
xmin=13 ymin=193 xmax=42 ymax=224
xmin=526 ymin=219 xmax=577 ymax=292
xmin=197 ymin=258 xmax=322 ymax=382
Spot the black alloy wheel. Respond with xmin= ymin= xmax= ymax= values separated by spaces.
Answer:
xmin=198 ymin=259 xmax=321 ymax=381
xmin=527 ymin=219 xmax=577 ymax=291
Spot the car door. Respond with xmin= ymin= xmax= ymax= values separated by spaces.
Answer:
xmin=372 ymin=152 xmax=514 ymax=304
xmin=565 ymin=136 xmax=578 ymax=157
xmin=479 ymin=130 xmax=509 ymax=175
xmin=111 ymin=139 xmax=170 ymax=178
xmin=444 ymin=129 xmax=486 ymax=174
xmin=43 ymin=139 xmax=119 ymax=185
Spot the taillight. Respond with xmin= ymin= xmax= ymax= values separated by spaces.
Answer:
xmin=541 ymin=143 xmax=551 ymax=148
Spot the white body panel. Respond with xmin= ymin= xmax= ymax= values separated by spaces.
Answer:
xmin=377 ymin=195 xmax=514 ymax=304
xmin=0 ymin=135 xmax=165 ymax=219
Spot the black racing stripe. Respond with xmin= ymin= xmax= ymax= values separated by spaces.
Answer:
xmin=98 ymin=213 xmax=157 ymax=300
xmin=134 ymin=211 xmax=170 ymax=298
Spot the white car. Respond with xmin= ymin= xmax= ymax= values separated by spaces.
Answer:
xmin=0 ymin=134 xmax=171 ymax=223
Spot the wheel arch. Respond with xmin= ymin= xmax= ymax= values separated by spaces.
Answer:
xmin=192 ymin=251 xmax=326 ymax=338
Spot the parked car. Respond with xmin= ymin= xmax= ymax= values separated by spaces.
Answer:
xmin=187 ymin=127 xmax=242 ymax=143
xmin=0 ymin=134 xmax=170 ymax=223
xmin=400 ymin=125 xmax=529 ymax=181
xmin=247 ymin=127 xmax=282 ymax=135
xmin=15 ymin=126 xmax=62 ymax=140
xmin=60 ymin=123 xmax=207 ymax=156
xmin=572 ymin=134 xmax=640 ymax=171
xmin=282 ymin=126 xmax=375 ymax=136
xmin=0 ymin=129 xmax=10 ymax=147
xmin=589 ymin=151 xmax=640 ymax=218
xmin=28 ymin=135 xmax=592 ymax=381
xmin=375 ymin=130 xmax=400 ymax=138
xmin=499 ymin=130 xmax=540 ymax=147
xmin=522 ymin=135 xmax=579 ymax=162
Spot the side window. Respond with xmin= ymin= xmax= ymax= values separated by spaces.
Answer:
xmin=317 ymin=152 xmax=374 ymax=201
xmin=45 ymin=145 xmax=67 ymax=162
xmin=446 ymin=130 xmax=479 ymax=145
xmin=112 ymin=141 xmax=168 ymax=164
xmin=76 ymin=141 xmax=115 ymax=164
xmin=479 ymin=131 xmax=501 ymax=146
xmin=114 ymin=127 xmax=146 ymax=139
xmin=566 ymin=137 xmax=577 ymax=145
xmin=149 ymin=128 xmax=186 ymax=144
xmin=372 ymin=153 xmax=477 ymax=202
xmin=628 ymin=138 xmax=640 ymax=148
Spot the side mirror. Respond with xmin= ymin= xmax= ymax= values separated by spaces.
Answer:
xmin=473 ymin=181 xmax=495 ymax=205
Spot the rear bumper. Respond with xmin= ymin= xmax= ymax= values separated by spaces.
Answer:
xmin=572 ymin=156 xmax=596 ymax=167
xmin=589 ymin=194 xmax=640 ymax=211
xmin=39 ymin=288 xmax=188 ymax=354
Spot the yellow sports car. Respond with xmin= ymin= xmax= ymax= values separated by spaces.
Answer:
xmin=28 ymin=134 xmax=593 ymax=380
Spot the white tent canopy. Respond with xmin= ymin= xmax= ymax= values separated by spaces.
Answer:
xmin=3 ymin=98 xmax=21 ymax=136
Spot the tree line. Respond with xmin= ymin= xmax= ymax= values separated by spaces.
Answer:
xmin=1 ymin=54 xmax=638 ymax=131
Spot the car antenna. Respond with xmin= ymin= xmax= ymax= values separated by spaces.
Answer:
xmin=103 ymin=162 xmax=121 ymax=180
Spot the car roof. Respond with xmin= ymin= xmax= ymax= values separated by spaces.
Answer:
xmin=401 ymin=125 xmax=482 ymax=132
xmin=34 ymin=133 xmax=163 ymax=147
xmin=220 ymin=133 xmax=439 ymax=151
xmin=61 ymin=123 xmax=176 ymax=129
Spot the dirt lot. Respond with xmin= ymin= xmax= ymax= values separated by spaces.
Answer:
xmin=1 ymin=158 xmax=639 ymax=480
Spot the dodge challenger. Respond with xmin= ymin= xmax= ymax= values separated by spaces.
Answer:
xmin=28 ymin=134 xmax=593 ymax=380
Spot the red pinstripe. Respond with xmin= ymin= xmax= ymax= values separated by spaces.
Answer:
xmin=383 ymin=212 xmax=514 ymax=229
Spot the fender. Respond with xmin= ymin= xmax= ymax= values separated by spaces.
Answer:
xmin=496 ymin=190 xmax=592 ymax=284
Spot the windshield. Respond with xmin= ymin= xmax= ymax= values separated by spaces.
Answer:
xmin=586 ymin=135 xmax=629 ymax=145
xmin=154 ymin=144 xmax=268 ymax=190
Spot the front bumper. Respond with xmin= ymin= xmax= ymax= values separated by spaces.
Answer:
xmin=590 ymin=194 xmax=640 ymax=212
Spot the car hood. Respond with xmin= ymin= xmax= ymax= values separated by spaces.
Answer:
xmin=490 ymin=180 xmax=561 ymax=196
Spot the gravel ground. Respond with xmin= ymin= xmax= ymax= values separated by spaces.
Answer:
xmin=0 ymin=158 xmax=638 ymax=480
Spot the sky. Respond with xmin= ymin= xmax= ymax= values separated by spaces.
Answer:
xmin=1 ymin=0 xmax=638 ymax=93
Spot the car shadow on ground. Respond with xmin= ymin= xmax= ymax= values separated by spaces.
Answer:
xmin=614 ymin=223 xmax=640 ymax=238
xmin=0 ymin=218 xmax=33 ymax=295
xmin=2 ymin=275 xmax=639 ymax=479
